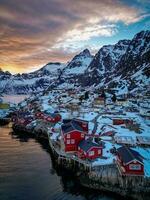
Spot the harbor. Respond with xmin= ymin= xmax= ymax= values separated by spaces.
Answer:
xmin=1 ymin=89 xmax=150 ymax=200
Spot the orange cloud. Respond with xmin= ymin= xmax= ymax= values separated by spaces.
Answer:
xmin=0 ymin=0 xmax=147 ymax=74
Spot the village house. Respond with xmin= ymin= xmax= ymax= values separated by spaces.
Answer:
xmin=61 ymin=119 xmax=88 ymax=152
xmin=113 ymin=118 xmax=133 ymax=125
xmin=78 ymin=139 xmax=103 ymax=160
xmin=35 ymin=111 xmax=44 ymax=119
xmin=44 ymin=113 xmax=61 ymax=123
xmin=35 ymin=112 xmax=61 ymax=123
xmin=63 ymin=118 xmax=88 ymax=132
xmin=114 ymin=135 xmax=136 ymax=146
xmin=137 ymin=136 xmax=150 ymax=146
xmin=117 ymin=146 xmax=144 ymax=176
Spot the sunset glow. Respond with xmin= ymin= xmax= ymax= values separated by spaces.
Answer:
xmin=0 ymin=0 xmax=149 ymax=74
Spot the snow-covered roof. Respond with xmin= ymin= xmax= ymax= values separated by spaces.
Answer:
xmin=61 ymin=121 xmax=85 ymax=134
xmin=78 ymin=139 xmax=101 ymax=152
xmin=63 ymin=118 xmax=88 ymax=124
xmin=117 ymin=146 xmax=143 ymax=165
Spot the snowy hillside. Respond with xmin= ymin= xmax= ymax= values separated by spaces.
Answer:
xmin=79 ymin=30 xmax=150 ymax=94
xmin=88 ymin=40 xmax=130 ymax=74
xmin=62 ymin=49 xmax=93 ymax=75
xmin=0 ymin=63 xmax=66 ymax=94
xmin=0 ymin=30 xmax=150 ymax=95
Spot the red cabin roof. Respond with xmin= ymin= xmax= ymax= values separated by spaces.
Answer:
xmin=78 ymin=139 xmax=102 ymax=152
xmin=62 ymin=120 xmax=86 ymax=135
xmin=117 ymin=146 xmax=143 ymax=165
xmin=62 ymin=118 xmax=88 ymax=132
xmin=63 ymin=118 xmax=88 ymax=125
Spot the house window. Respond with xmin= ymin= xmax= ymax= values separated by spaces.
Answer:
xmin=67 ymin=134 xmax=70 ymax=139
xmin=89 ymin=151 xmax=94 ymax=156
xmin=129 ymin=164 xmax=141 ymax=170
xmin=67 ymin=140 xmax=70 ymax=144
xmin=71 ymin=139 xmax=75 ymax=144
xmin=98 ymin=149 xmax=101 ymax=154
xmin=81 ymin=133 xmax=84 ymax=138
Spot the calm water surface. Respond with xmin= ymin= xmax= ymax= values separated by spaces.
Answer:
xmin=0 ymin=126 xmax=118 ymax=200
xmin=1 ymin=95 xmax=29 ymax=104
xmin=0 ymin=96 xmax=119 ymax=200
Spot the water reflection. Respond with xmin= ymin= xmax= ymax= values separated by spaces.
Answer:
xmin=10 ymin=130 xmax=129 ymax=200
xmin=0 ymin=126 xmax=128 ymax=200
xmin=2 ymin=95 xmax=29 ymax=104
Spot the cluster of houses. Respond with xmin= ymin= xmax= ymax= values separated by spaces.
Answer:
xmin=60 ymin=118 xmax=144 ymax=176
xmin=114 ymin=135 xmax=150 ymax=146
xmin=61 ymin=118 xmax=103 ymax=160
xmin=35 ymin=111 xmax=61 ymax=123
xmin=11 ymin=100 xmax=145 ymax=177
xmin=12 ymin=110 xmax=61 ymax=126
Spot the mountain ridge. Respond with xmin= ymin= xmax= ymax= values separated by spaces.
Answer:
xmin=0 ymin=30 xmax=150 ymax=95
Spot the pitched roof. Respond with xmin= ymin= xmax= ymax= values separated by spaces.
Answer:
xmin=61 ymin=121 xmax=85 ymax=134
xmin=117 ymin=146 xmax=143 ymax=165
xmin=44 ymin=112 xmax=57 ymax=118
xmin=78 ymin=139 xmax=101 ymax=152
xmin=63 ymin=118 xmax=88 ymax=124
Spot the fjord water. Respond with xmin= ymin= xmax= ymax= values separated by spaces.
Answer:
xmin=0 ymin=126 xmax=118 ymax=200
xmin=0 ymin=96 xmax=117 ymax=200
xmin=1 ymin=95 xmax=29 ymax=104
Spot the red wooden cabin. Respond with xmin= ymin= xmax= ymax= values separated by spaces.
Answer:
xmin=117 ymin=146 xmax=144 ymax=176
xmin=44 ymin=113 xmax=61 ymax=123
xmin=113 ymin=118 xmax=133 ymax=125
xmin=61 ymin=120 xmax=87 ymax=152
xmin=78 ymin=139 xmax=103 ymax=160
xmin=63 ymin=118 xmax=88 ymax=132
xmin=35 ymin=112 xmax=61 ymax=123
xmin=35 ymin=112 xmax=45 ymax=119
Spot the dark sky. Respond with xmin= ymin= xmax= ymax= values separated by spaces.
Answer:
xmin=0 ymin=0 xmax=150 ymax=74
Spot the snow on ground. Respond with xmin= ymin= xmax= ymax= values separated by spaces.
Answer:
xmin=0 ymin=109 xmax=9 ymax=118
xmin=89 ymin=122 xmax=95 ymax=132
xmin=92 ymin=157 xmax=115 ymax=166
xmin=92 ymin=141 xmax=115 ymax=166
xmin=79 ymin=112 xmax=98 ymax=121
xmin=97 ymin=116 xmax=112 ymax=124
xmin=114 ymin=126 xmax=137 ymax=137
xmin=100 ymin=136 xmax=112 ymax=141
xmin=14 ymin=87 xmax=150 ymax=175
xmin=49 ymin=132 xmax=60 ymax=141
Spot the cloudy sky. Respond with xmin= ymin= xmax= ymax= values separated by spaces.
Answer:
xmin=0 ymin=0 xmax=150 ymax=74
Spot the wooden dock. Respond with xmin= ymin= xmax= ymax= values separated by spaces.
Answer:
xmin=47 ymin=133 xmax=92 ymax=170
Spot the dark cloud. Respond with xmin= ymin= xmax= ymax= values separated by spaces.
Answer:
xmin=0 ymin=0 xmax=147 ymax=73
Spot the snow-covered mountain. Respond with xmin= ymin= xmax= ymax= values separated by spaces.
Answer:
xmin=62 ymin=49 xmax=93 ymax=76
xmin=53 ymin=49 xmax=93 ymax=89
xmin=0 ymin=63 xmax=66 ymax=94
xmin=0 ymin=30 xmax=150 ymax=95
xmin=78 ymin=30 xmax=150 ymax=94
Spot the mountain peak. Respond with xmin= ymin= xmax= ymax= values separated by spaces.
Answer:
xmin=78 ymin=48 xmax=91 ymax=57
xmin=116 ymin=39 xmax=131 ymax=46
xmin=133 ymin=30 xmax=150 ymax=40
xmin=46 ymin=62 xmax=62 ymax=66
xmin=0 ymin=30 xmax=149 ymax=95
xmin=71 ymin=48 xmax=92 ymax=62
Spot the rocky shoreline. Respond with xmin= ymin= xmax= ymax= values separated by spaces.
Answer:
xmin=9 ymin=121 xmax=150 ymax=200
